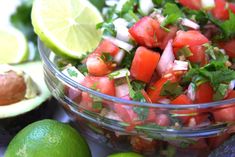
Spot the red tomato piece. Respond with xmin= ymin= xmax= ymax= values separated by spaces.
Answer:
xmin=171 ymin=94 xmax=194 ymax=123
xmin=194 ymin=82 xmax=214 ymax=103
xmin=173 ymin=30 xmax=209 ymax=48
xmin=211 ymin=0 xmax=229 ymax=20
xmin=219 ymin=38 xmax=235 ymax=58
xmin=147 ymin=78 xmax=169 ymax=103
xmin=155 ymin=113 xmax=170 ymax=126
xmin=178 ymin=0 xmax=202 ymax=10
xmin=188 ymin=45 xmax=208 ymax=65
xmin=213 ymin=91 xmax=235 ymax=122
xmin=93 ymin=39 xmax=119 ymax=56
xmin=130 ymin=47 xmax=160 ymax=83
xmin=81 ymin=76 xmax=116 ymax=96
xmin=129 ymin=17 xmax=159 ymax=48
xmin=86 ymin=54 xmax=114 ymax=76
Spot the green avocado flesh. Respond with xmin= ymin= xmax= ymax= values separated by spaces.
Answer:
xmin=0 ymin=61 xmax=51 ymax=119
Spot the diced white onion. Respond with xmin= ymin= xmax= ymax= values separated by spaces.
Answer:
xmin=105 ymin=0 xmax=118 ymax=6
xmin=180 ymin=18 xmax=200 ymax=30
xmin=113 ymin=18 xmax=130 ymax=42
xmin=109 ymin=68 xmax=130 ymax=80
xmin=115 ymin=83 xmax=130 ymax=98
xmin=157 ymin=40 xmax=175 ymax=76
xmin=229 ymin=80 xmax=235 ymax=90
xmin=139 ymin=0 xmax=154 ymax=15
xmin=201 ymin=0 xmax=215 ymax=10
xmin=114 ymin=49 xmax=126 ymax=64
xmin=187 ymin=83 xmax=196 ymax=101
xmin=172 ymin=60 xmax=189 ymax=71
xmin=62 ymin=66 xmax=85 ymax=83
xmin=103 ymin=36 xmax=134 ymax=52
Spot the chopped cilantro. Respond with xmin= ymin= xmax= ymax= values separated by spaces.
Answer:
xmin=67 ymin=68 xmax=78 ymax=77
xmin=125 ymin=74 xmax=149 ymax=120
xmin=213 ymin=83 xmax=229 ymax=101
xmin=161 ymin=3 xmax=183 ymax=29
xmin=100 ymin=52 xmax=113 ymax=62
xmin=220 ymin=11 xmax=235 ymax=40
xmin=96 ymin=22 xmax=117 ymax=37
xmin=177 ymin=46 xmax=193 ymax=59
xmin=92 ymin=101 xmax=103 ymax=110
xmin=77 ymin=64 xmax=88 ymax=76
xmin=160 ymin=81 xmax=184 ymax=99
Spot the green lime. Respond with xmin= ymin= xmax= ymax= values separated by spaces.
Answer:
xmin=5 ymin=119 xmax=91 ymax=157
xmin=31 ymin=0 xmax=103 ymax=59
xmin=108 ymin=152 xmax=144 ymax=157
xmin=0 ymin=27 xmax=29 ymax=64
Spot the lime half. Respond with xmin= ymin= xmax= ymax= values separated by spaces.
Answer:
xmin=0 ymin=27 xmax=29 ymax=64
xmin=31 ymin=0 xmax=103 ymax=59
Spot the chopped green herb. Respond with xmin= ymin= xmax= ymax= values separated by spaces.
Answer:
xmin=108 ymin=71 xmax=121 ymax=79
xmin=100 ymin=52 xmax=113 ymax=62
xmin=160 ymin=81 xmax=184 ymax=99
xmin=92 ymin=101 xmax=103 ymax=110
xmin=67 ymin=68 xmax=78 ymax=77
xmin=96 ymin=22 xmax=117 ymax=37
xmin=177 ymin=46 xmax=193 ymax=58
xmin=133 ymin=106 xmax=149 ymax=120
xmin=213 ymin=83 xmax=229 ymax=101
xmin=161 ymin=3 xmax=183 ymax=28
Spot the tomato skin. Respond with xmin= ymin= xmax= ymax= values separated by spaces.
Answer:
xmin=194 ymin=82 xmax=214 ymax=103
xmin=130 ymin=47 xmax=160 ymax=83
xmin=173 ymin=30 xmax=209 ymax=48
xmin=129 ymin=17 xmax=159 ymax=48
xmin=188 ymin=45 xmax=208 ymax=66
xmin=93 ymin=39 xmax=119 ymax=56
xmin=178 ymin=0 xmax=201 ymax=10
xmin=213 ymin=91 xmax=235 ymax=122
xmin=219 ymin=39 xmax=235 ymax=58
xmin=129 ymin=17 xmax=176 ymax=49
xmin=86 ymin=54 xmax=113 ymax=76
xmin=147 ymin=78 xmax=169 ymax=103
xmin=211 ymin=0 xmax=230 ymax=20
xmin=171 ymin=94 xmax=194 ymax=123
xmin=86 ymin=40 xmax=119 ymax=76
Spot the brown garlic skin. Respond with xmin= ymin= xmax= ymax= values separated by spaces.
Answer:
xmin=0 ymin=71 xmax=26 ymax=105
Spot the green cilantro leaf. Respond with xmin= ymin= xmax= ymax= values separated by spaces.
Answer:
xmin=220 ymin=11 xmax=235 ymax=39
xmin=67 ymin=68 xmax=78 ymax=77
xmin=100 ymin=52 xmax=113 ymax=62
xmin=161 ymin=3 xmax=183 ymax=28
xmin=96 ymin=22 xmax=117 ymax=37
xmin=213 ymin=83 xmax=229 ymax=101
xmin=133 ymin=106 xmax=149 ymax=121
xmin=160 ymin=81 xmax=184 ymax=99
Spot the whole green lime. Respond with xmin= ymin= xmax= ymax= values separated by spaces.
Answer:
xmin=5 ymin=119 xmax=91 ymax=157
xmin=108 ymin=152 xmax=144 ymax=157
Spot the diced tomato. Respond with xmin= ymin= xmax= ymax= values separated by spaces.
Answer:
xmin=178 ymin=0 xmax=202 ymax=10
xmin=93 ymin=39 xmax=119 ymax=56
xmin=194 ymin=82 xmax=214 ymax=103
xmin=211 ymin=0 xmax=229 ymax=20
xmin=212 ymin=91 xmax=235 ymax=122
xmin=219 ymin=38 xmax=235 ymax=58
xmin=147 ymin=78 xmax=169 ymax=103
xmin=207 ymin=133 xmax=230 ymax=149
xmin=188 ymin=45 xmax=208 ymax=66
xmin=173 ymin=30 xmax=209 ymax=48
xmin=86 ymin=40 xmax=119 ymax=76
xmin=79 ymin=76 xmax=116 ymax=113
xmin=86 ymin=54 xmax=114 ymax=76
xmin=155 ymin=113 xmax=170 ymax=126
xmin=171 ymin=94 xmax=194 ymax=123
xmin=129 ymin=17 xmax=159 ymax=48
xmin=130 ymin=47 xmax=160 ymax=83
xmin=114 ymin=103 xmax=139 ymax=123
xmin=81 ymin=76 xmax=116 ymax=96
xmin=229 ymin=3 xmax=235 ymax=13
xmin=129 ymin=17 xmax=176 ymax=49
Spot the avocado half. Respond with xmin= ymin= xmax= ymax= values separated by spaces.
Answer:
xmin=0 ymin=61 xmax=51 ymax=119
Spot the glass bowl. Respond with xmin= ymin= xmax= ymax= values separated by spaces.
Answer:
xmin=38 ymin=39 xmax=235 ymax=156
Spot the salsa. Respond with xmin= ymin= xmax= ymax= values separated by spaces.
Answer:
xmin=60 ymin=0 xmax=235 ymax=154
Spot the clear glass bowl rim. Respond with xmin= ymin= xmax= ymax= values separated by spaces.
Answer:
xmin=38 ymin=39 xmax=235 ymax=109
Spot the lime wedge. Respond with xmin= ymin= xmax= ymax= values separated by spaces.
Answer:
xmin=31 ymin=0 xmax=103 ymax=59
xmin=0 ymin=27 xmax=29 ymax=64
